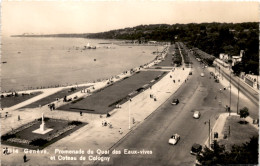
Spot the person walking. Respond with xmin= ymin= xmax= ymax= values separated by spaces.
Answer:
xmin=23 ymin=154 xmax=27 ymax=162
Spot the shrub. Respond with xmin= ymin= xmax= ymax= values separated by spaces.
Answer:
xmin=1 ymin=134 xmax=16 ymax=141
xmin=29 ymin=138 xmax=48 ymax=146
xmin=68 ymin=121 xmax=82 ymax=126
xmin=37 ymin=117 xmax=50 ymax=121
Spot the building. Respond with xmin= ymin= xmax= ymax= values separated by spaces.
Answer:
xmin=244 ymin=74 xmax=259 ymax=90
xmin=232 ymin=50 xmax=244 ymax=66
xmin=219 ymin=53 xmax=229 ymax=61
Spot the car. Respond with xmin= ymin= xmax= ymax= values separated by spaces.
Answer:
xmin=169 ymin=134 xmax=180 ymax=145
xmin=193 ymin=111 xmax=201 ymax=119
xmin=200 ymin=73 xmax=204 ymax=77
xmin=190 ymin=143 xmax=202 ymax=155
xmin=171 ymin=99 xmax=179 ymax=105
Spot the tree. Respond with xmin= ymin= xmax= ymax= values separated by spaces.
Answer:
xmin=232 ymin=62 xmax=243 ymax=76
xmin=197 ymin=140 xmax=226 ymax=165
xmin=239 ymin=107 xmax=249 ymax=124
xmin=197 ymin=137 xmax=258 ymax=165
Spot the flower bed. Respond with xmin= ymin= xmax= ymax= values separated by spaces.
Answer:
xmin=1 ymin=118 xmax=86 ymax=149
xmin=7 ymin=138 xmax=31 ymax=144
xmin=9 ymin=121 xmax=39 ymax=135
xmin=46 ymin=125 xmax=76 ymax=141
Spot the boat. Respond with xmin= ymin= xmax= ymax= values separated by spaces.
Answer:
xmin=86 ymin=43 xmax=96 ymax=49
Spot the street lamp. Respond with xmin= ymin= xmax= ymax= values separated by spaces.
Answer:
xmin=229 ymin=70 xmax=232 ymax=116
xmin=128 ymin=98 xmax=132 ymax=130
xmin=237 ymin=76 xmax=240 ymax=115
xmin=205 ymin=119 xmax=211 ymax=147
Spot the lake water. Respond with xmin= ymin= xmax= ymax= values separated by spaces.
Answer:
xmin=1 ymin=37 xmax=163 ymax=92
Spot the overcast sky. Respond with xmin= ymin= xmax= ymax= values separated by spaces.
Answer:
xmin=2 ymin=1 xmax=259 ymax=35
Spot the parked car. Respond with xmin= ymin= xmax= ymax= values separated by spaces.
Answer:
xmin=200 ymin=73 xmax=204 ymax=77
xmin=171 ymin=99 xmax=179 ymax=105
xmin=190 ymin=143 xmax=202 ymax=155
xmin=193 ymin=111 xmax=201 ymax=119
xmin=169 ymin=134 xmax=180 ymax=145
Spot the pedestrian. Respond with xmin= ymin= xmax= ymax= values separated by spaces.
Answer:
xmin=185 ymin=79 xmax=186 ymax=83
xmin=23 ymin=154 xmax=27 ymax=163
xmin=18 ymin=115 xmax=20 ymax=121
xmin=80 ymin=111 xmax=82 ymax=116
xmin=119 ymin=128 xmax=123 ymax=134
xmin=3 ymin=147 xmax=7 ymax=155
xmin=173 ymin=80 xmax=175 ymax=83
xmin=102 ymin=121 xmax=104 ymax=126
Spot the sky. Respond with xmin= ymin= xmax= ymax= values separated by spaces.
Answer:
xmin=1 ymin=1 xmax=259 ymax=35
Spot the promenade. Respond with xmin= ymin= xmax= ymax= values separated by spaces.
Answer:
xmin=1 ymin=64 xmax=191 ymax=165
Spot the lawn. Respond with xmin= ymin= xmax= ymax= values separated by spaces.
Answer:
xmin=155 ymin=53 xmax=174 ymax=66
xmin=155 ymin=45 xmax=175 ymax=67
xmin=23 ymin=86 xmax=90 ymax=108
xmin=59 ymin=71 xmax=167 ymax=114
xmin=1 ymin=92 xmax=42 ymax=108
xmin=1 ymin=118 xmax=86 ymax=150
xmin=218 ymin=116 xmax=258 ymax=150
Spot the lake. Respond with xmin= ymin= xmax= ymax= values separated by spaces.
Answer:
xmin=1 ymin=37 xmax=163 ymax=92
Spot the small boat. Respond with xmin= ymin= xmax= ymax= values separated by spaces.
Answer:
xmin=86 ymin=43 xmax=96 ymax=49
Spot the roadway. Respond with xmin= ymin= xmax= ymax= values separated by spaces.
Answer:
xmin=95 ymin=51 xmax=258 ymax=166
xmin=215 ymin=64 xmax=258 ymax=106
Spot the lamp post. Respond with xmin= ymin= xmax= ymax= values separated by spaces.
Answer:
xmin=229 ymin=70 xmax=232 ymax=116
xmin=237 ymin=76 xmax=240 ymax=114
xmin=205 ymin=119 xmax=211 ymax=147
xmin=128 ymin=98 xmax=132 ymax=130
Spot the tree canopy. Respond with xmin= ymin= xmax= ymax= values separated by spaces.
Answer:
xmin=87 ymin=22 xmax=258 ymax=75
xmin=197 ymin=136 xmax=258 ymax=165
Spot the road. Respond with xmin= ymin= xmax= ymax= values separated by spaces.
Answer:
xmin=95 ymin=53 xmax=258 ymax=166
xmin=215 ymin=64 xmax=258 ymax=106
